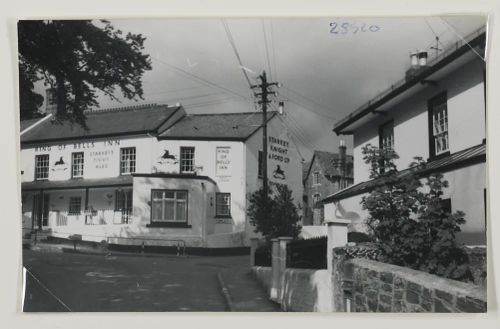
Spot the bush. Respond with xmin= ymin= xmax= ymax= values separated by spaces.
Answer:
xmin=248 ymin=184 xmax=302 ymax=241
xmin=361 ymin=144 xmax=472 ymax=282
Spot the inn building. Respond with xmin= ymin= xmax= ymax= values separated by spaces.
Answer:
xmin=20 ymin=104 xmax=303 ymax=249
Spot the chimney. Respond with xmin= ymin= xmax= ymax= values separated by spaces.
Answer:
xmin=410 ymin=51 xmax=419 ymax=67
xmin=339 ymin=139 xmax=346 ymax=179
xmin=405 ymin=50 xmax=428 ymax=82
xmin=418 ymin=51 xmax=428 ymax=66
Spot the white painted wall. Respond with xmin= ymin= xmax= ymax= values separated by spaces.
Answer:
xmin=245 ymin=115 xmax=304 ymax=239
xmin=325 ymin=162 xmax=486 ymax=245
xmin=352 ymin=57 xmax=485 ymax=183
xmin=20 ymin=135 xmax=156 ymax=182
xmin=154 ymin=139 xmax=246 ymax=234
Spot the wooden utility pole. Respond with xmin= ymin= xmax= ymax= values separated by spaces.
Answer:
xmin=252 ymin=71 xmax=278 ymax=199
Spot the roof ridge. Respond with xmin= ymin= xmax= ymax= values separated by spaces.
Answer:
xmin=83 ymin=103 xmax=167 ymax=115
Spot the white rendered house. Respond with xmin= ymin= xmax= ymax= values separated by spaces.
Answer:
xmin=20 ymin=104 xmax=303 ymax=250
xmin=323 ymin=27 xmax=487 ymax=246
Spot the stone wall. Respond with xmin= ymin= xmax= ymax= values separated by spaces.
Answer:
xmin=464 ymin=246 xmax=487 ymax=287
xmin=332 ymin=248 xmax=487 ymax=313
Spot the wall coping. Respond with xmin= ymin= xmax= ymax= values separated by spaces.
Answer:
xmin=348 ymin=258 xmax=486 ymax=301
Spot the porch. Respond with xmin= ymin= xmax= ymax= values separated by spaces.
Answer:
xmin=21 ymin=176 xmax=133 ymax=235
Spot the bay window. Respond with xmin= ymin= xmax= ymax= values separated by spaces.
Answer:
xmin=150 ymin=190 xmax=189 ymax=227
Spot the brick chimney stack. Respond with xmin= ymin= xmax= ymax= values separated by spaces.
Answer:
xmin=339 ymin=139 xmax=346 ymax=179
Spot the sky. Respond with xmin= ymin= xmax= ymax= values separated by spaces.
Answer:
xmin=90 ymin=16 xmax=487 ymax=160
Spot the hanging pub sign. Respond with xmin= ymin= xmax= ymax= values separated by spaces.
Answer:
xmin=216 ymin=147 xmax=232 ymax=177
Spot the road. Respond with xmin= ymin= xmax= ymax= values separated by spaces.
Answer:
xmin=23 ymin=250 xmax=248 ymax=312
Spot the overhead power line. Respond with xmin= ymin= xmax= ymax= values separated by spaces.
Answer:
xmin=439 ymin=17 xmax=486 ymax=62
xmin=270 ymin=20 xmax=278 ymax=82
xmin=221 ymin=19 xmax=254 ymax=89
xmin=282 ymin=85 xmax=340 ymax=119
xmin=151 ymin=56 xmax=251 ymax=102
xmin=262 ymin=20 xmax=273 ymax=81
xmin=145 ymin=85 xmax=208 ymax=96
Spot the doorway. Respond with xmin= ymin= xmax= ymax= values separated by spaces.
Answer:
xmin=33 ymin=192 xmax=50 ymax=229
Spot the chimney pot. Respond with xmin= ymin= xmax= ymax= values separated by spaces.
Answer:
xmin=418 ymin=51 xmax=428 ymax=66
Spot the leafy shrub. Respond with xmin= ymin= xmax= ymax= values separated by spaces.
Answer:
xmin=360 ymin=144 xmax=472 ymax=282
xmin=248 ymin=184 xmax=302 ymax=241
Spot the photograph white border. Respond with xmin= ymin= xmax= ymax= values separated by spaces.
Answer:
xmin=0 ymin=0 xmax=499 ymax=328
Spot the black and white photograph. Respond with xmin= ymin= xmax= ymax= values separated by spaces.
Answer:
xmin=17 ymin=16 xmax=488 ymax=313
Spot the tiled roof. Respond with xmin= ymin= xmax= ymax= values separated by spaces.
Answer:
xmin=305 ymin=150 xmax=354 ymax=181
xmin=322 ymin=143 xmax=486 ymax=203
xmin=21 ymin=175 xmax=132 ymax=191
xmin=20 ymin=117 xmax=45 ymax=132
xmin=20 ymin=104 xmax=183 ymax=144
xmin=159 ymin=112 xmax=278 ymax=141
xmin=316 ymin=150 xmax=353 ymax=177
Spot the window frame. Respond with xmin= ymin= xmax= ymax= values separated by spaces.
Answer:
xmin=215 ymin=193 xmax=231 ymax=218
xmin=312 ymin=193 xmax=322 ymax=208
xmin=148 ymin=189 xmax=190 ymax=228
xmin=379 ymin=120 xmax=394 ymax=151
xmin=68 ymin=196 xmax=82 ymax=215
xmin=179 ymin=146 xmax=195 ymax=174
xmin=312 ymin=171 xmax=321 ymax=186
xmin=428 ymin=92 xmax=450 ymax=159
xmin=119 ymin=147 xmax=136 ymax=175
xmin=114 ymin=189 xmax=133 ymax=224
xmin=34 ymin=154 xmax=50 ymax=181
xmin=71 ymin=152 xmax=84 ymax=178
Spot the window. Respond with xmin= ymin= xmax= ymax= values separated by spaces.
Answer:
xmin=441 ymin=198 xmax=452 ymax=215
xmin=115 ymin=189 xmax=132 ymax=224
xmin=180 ymin=147 xmax=195 ymax=173
xmin=151 ymin=190 xmax=188 ymax=225
xmin=216 ymin=193 xmax=231 ymax=217
xmin=68 ymin=197 xmax=82 ymax=215
xmin=312 ymin=193 xmax=321 ymax=207
xmin=258 ymin=150 xmax=264 ymax=178
xmin=35 ymin=154 xmax=50 ymax=180
xmin=71 ymin=152 xmax=84 ymax=178
xmin=312 ymin=171 xmax=321 ymax=185
xmin=379 ymin=121 xmax=394 ymax=150
xmin=120 ymin=147 xmax=136 ymax=175
xmin=428 ymin=93 xmax=449 ymax=158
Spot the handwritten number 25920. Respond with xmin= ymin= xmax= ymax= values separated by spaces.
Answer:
xmin=329 ymin=22 xmax=381 ymax=35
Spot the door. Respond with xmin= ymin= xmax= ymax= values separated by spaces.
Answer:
xmin=33 ymin=192 xmax=50 ymax=229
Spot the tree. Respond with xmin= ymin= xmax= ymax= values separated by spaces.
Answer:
xmin=18 ymin=20 xmax=152 ymax=125
xmin=248 ymin=184 xmax=302 ymax=241
xmin=360 ymin=144 xmax=471 ymax=281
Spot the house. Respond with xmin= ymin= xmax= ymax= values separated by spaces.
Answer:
xmin=303 ymin=143 xmax=353 ymax=225
xmin=322 ymin=26 xmax=487 ymax=246
xmin=19 ymin=104 xmax=303 ymax=250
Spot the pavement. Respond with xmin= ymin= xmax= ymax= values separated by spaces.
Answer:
xmin=22 ymin=244 xmax=280 ymax=312
xmin=219 ymin=266 xmax=280 ymax=312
